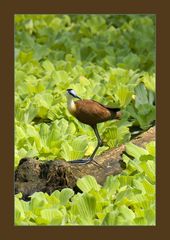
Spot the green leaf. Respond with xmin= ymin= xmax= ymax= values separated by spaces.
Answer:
xmin=115 ymin=86 xmax=133 ymax=107
xmin=141 ymin=161 xmax=155 ymax=183
xmin=114 ymin=187 xmax=132 ymax=205
xmin=77 ymin=175 xmax=101 ymax=193
xmin=118 ymin=205 xmax=135 ymax=223
xmin=59 ymin=188 xmax=74 ymax=205
xmin=52 ymin=70 xmax=68 ymax=83
xmin=15 ymin=197 xmax=26 ymax=224
xmin=141 ymin=73 xmax=155 ymax=92
xmin=119 ymin=175 xmax=134 ymax=187
xmin=33 ymin=44 xmax=50 ymax=61
xmin=73 ymin=193 xmax=96 ymax=221
xmin=102 ymin=211 xmax=117 ymax=225
xmin=61 ymin=136 xmax=88 ymax=161
xmin=104 ymin=175 xmax=120 ymax=194
xmin=144 ymin=207 xmax=155 ymax=225
xmin=142 ymin=178 xmax=155 ymax=194
xmin=29 ymin=192 xmax=48 ymax=213
xmin=146 ymin=141 xmax=155 ymax=157
xmin=60 ymin=141 xmax=73 ymax=160
xmin=40 ymin=209 xmax=63 ymax=224
xmin=42 ymin=60 xmax=55 ymax=73
xmin=135 ymin=83 xmax=149 ymax=107
xmin=125 ymin=142 xmax=148 ymax=160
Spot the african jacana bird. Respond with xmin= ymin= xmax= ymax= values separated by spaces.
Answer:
xmin=66 ymin=89 xmax=121 ymax=164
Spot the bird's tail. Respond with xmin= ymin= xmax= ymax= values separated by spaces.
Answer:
xmin=107 ymin=107 xmax=121 ymax=119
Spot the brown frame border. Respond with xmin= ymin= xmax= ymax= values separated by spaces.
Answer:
xmin=0 ymin=0 xmax=169 ymax=239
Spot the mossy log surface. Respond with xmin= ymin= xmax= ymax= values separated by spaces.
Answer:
xmin=15 ymin=126 xmax=155 ymax=200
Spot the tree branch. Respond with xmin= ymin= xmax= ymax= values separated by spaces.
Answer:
xmin=15 ymin=126 xmax=155 ymax=200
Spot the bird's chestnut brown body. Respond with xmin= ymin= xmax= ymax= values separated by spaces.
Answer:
xmin=71 ymin=99 xmax=120 ymax=126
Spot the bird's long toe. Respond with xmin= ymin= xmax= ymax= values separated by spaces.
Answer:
xmin=69 ymin=159 xmax=91 ymax=164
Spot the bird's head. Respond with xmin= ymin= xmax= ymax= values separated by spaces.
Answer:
xmin=66 ymin=89 xmax=81 ymax=100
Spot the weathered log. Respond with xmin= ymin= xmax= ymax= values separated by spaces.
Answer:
xmin=15 ymin=126 xmax=155 ymax=200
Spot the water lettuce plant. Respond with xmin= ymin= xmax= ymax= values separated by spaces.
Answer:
xmin=15 ymin=141 xmax=155 ymax=225
xmin=15 ymin=14 xmax=156 ymax=225
xmin=15 ymin=14 xmax=155 ymax=167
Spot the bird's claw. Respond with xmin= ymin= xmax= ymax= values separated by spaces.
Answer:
xmin=69 ymin=158 xmax=104 ymax=169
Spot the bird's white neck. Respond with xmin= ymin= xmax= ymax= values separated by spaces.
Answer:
xmin=67 ymin=95 xmax=76 ymax=114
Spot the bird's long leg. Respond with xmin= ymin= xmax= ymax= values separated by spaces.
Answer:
xmin=88 ymin=125 xmax=103 ymax=161
xmin=69 ymin=125 xmax=103 ymax=165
